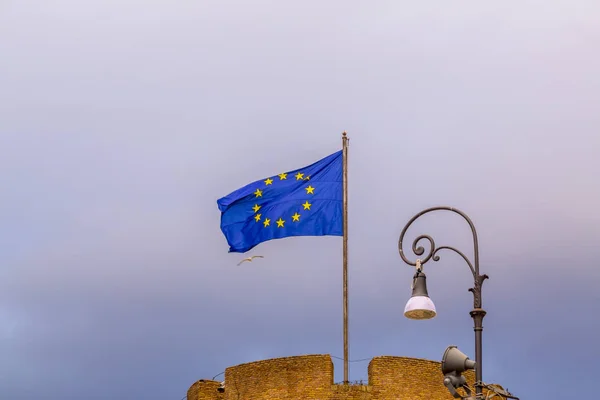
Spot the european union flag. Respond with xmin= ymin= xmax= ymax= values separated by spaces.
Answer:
xmin=217 ymin=150 xmax=343 ymax=253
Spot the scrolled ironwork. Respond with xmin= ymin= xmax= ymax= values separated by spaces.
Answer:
xmin=397 ymin=206 xmax=488 ymax=306
xmin=411 ymin=234 xmax=436 ymax=263
xmin=432 ymin=246 xmax=476 ymax=277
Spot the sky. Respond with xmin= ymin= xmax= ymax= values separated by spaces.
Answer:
xmin=1 ymin=1 xmax=599 ymax=399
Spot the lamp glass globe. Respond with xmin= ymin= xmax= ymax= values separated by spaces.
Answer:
xmin=404 ymin=295 xmax=437 ymax=320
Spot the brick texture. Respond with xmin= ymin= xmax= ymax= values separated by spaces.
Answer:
xmin=224 ymin=354 xmax=333 ymax=400
xmin=330 ymin=384 xmax=371 ymax=400
xmin=187 ymin=354 xmax=499 ymax=400
xmin=368 ymin=356 xmax=475 ymax=400
xmin=187 ymin=379 xmax=224 ymax=400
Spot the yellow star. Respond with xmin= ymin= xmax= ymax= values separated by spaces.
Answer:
xmin=302 ymin=201 xmax=311 ymax=210
xmin=264 ymin=178 xmax=273 ymax=186
xmin=252 ymin=204 xmax=261 ymax=213
xmin=254 ymin=213 xmax=261 ymax=222
xmin=276 ymin=218 xmax=285 ymax=228
xmin=263 ymin=218 xmax=270 ymax=227
xmin=291 ymin=213 xmax=300 ymax=222
xmin=278 ymin=173 xmax=287 ymax=180
xmin=295 ymin=172 xmax=304 ymax=180
xmin=254 ymin=189 xmax=262 ymax=197
xmin=305 ymin=185 xmax=315 ymax=194
xmin=304 ymin=176 xmax=310 ymax=180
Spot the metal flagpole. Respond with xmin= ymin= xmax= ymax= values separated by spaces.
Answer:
xmin=342 ymin=131 xmax=349 ymax=383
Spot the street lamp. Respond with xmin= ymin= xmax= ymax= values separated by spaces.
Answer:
xmin=398 ymin=206 xmax=489 ymax=397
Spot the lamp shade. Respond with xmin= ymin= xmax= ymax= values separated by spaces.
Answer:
xmin=404 ymin=296 xmax=436 ymax=319
xmin=404 ymin=270 xmax=436 ymax=320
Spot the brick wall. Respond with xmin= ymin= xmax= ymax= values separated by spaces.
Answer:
xmin=187 ymin=354 xmax=486 ymax=400
xmin=330 ymin=384 xmax=371 ymax=400
xmin=187 ymin=379 xmax=224 ymax=400
xmin=224 ymin=354 xmax=333 ymax=400
xmin=368 ymin=356 xmax=475 ymax=400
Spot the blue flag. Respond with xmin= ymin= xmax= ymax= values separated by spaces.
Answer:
xmin=217 ymin=150 xmax=343 ymax=253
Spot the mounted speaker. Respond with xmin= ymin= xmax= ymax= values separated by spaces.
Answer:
xmin=441 ymin=346 xmax=476 ymax=399
xmin=441 ymin=345 xmax=476 ymax=375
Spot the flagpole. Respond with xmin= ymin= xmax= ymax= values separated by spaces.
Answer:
xmin=342 ymin=131 xmax=349 ymax=384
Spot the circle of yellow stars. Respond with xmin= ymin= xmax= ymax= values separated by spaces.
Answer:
xmin=251 ymin=170 xmax=314 ymax=229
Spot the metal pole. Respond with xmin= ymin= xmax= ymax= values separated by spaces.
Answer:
xmin=397 ymin=206 xmax=489 ymax=396
xmin=342 ymin=131 xmax=349 ymax=384
xmin=471 ymin=308 xmax=486 ymax=394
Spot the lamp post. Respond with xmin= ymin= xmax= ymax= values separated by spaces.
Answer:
xmin=398 ymin=206 xmax=489 ymax=397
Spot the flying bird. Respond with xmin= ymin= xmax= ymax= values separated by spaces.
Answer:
xmin=237 ymin=255 xmax=264 ymax=266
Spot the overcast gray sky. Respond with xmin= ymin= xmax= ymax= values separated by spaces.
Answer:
xmin=1 ymin=1 xmax=600 ymax=399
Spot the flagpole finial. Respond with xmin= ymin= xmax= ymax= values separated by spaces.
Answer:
xmin=342 ymin=131 xmax=347 ymax=137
